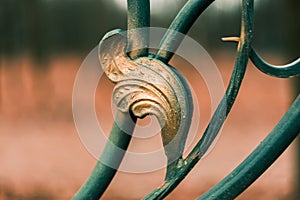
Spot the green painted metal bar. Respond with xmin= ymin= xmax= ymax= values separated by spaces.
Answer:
xmin=144 ymin=0 xmax=254 ymax=199
xmin=127 ymin=0 xmax=150 ymax=59
xmin=73 ymin=112 xmax=136 ymax=200
xmin=222 ymin=37 xmax=300 ymax=78
xmin=294 ymin=77 xmax=300 ymax=199
xmin=198 ymin=94 xmax=300 ymax=200
xmin=249 ymin=48 xmax=300 ymax=78
xmin=155 ymin=0 xmax=215 ymax=63
xmin=73 ymin=1 xmax=150 ymax=199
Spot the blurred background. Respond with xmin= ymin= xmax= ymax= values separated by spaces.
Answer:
xmin=0 ymin=0 xmax=299 ymax=199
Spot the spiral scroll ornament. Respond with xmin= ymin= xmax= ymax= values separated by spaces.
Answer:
xmin=98 ymin=29 xmax=193 ymax=178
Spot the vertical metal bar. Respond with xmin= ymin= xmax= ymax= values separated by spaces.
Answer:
xmin=155 ymin=0 xmax=215 ymax=63
xmin=73 ymin=1 xmax=150 ymax=199
xmin=198 ymin=94 xmax=300 ymax=200
xmin=127 ymin=0 xmax=150 ymax=59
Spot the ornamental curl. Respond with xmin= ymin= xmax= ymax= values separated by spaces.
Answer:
xmin=98 ymin=29 xmax=193 ymax=179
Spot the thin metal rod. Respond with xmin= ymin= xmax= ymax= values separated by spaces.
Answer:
xmin=222 ymin=37 xmax=300 ymax=78
xmin=155 ymin=0 xmax=215 ymax=63
xmin=249 ymin=48 xmax=300 ymax=78
xmin=198 ymin=94 xmax=300 ymax=200
xmin=73 ymin=1 xmax=150 ymax=199
xmin=144 ymin=0 xmax=254 ymax=199
xmin=127 ymin=0 xmax=150 ymax=59
xmin=73 ymin=112 xmax=136 ymax=200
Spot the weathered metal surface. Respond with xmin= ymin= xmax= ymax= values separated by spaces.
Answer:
xmin=99 ymin=29 xmax=193 ymax=180
xmin=127 ymin=0 xmax=150 ymax=59
xmin=144 ymin=0 xmax=254 ymax=199
xmin=74 ymin=0 xmax=300 ymax=199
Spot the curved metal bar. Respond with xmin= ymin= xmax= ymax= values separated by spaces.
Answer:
xmin=144 ymin=0 xmax=254 ymax=199
xmin=198 ymin=94 xmax=300 ymax=200
xmin=222 ymin=37 xmax=300 ymax=78
xmin=73 ymin=112 xmax=136 ymax=200
xmin=73 ymin=1 xmax=149 ymax=199
xmin=155 ymin=0 xmax=215 ymax=63
xmin=250 ymin=48 xmax=300 ymax=78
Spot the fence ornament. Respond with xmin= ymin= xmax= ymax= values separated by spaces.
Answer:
xmin=98 ymin=29 xmax=193 ymax=180
xmin=73 ymin=0 xmax=300 ymax=199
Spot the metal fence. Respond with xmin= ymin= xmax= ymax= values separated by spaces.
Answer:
xmin=73 ymin=0 xmax=300 ymax=199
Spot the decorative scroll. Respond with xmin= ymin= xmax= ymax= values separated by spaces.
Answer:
xmin=74 ymin=0 xmax=300 ymax=199
xmin=98 ymin=29 xmax=193 ymax=179
xmin=222 ymin=37 xmax=300 ymax=78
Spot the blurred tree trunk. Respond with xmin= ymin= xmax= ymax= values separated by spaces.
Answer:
xmin=284 ymin=0 xmax=300 ymax=199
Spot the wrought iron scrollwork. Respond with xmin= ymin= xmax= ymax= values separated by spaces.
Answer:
xmin=73 ymin=0 xmax=300 ymax=199
xmin=99 ymin=29 xmax=193 ymax=180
